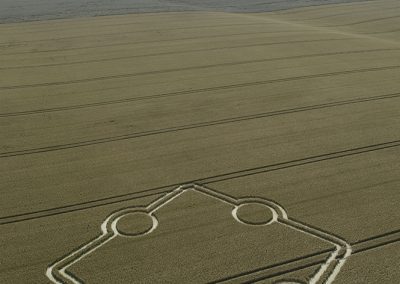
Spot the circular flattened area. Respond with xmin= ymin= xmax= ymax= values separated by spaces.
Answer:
xmin=234 ymin=203 xmax=275 ymax=225
xmin=116 ymin=212 xmax=155 ymax=237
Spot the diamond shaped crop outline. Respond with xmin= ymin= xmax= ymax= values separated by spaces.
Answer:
xmin=47 ymin=183 xmax=351 ymax=284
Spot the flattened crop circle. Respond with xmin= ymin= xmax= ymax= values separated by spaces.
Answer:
xmin=116 ymin=212 xmax=155 ymax=237
xmin=234 ymin=202 xmax=275 ymax=225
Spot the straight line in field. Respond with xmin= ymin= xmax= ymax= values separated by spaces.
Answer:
xmin=1 ymin=139 xmax=399 ymax=224
xmin=215 ymin=229 xmax=400 ymax=282
xmin=2 ymin=35 xmax=350 ymax=56
xmin=1 ymin=91 xmax=400 ymax=157
xmin=1 ymin=36 xmax=373 ymax=71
